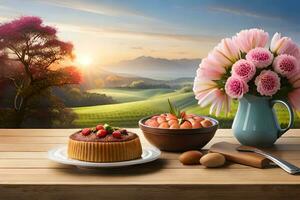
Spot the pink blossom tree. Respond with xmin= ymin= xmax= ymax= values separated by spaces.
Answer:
xmin=0 ymin=16 xmax=81 ymax=127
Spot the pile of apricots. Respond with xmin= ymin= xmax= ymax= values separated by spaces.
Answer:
xmin=144 ymin=113 xmax=213 ymax=129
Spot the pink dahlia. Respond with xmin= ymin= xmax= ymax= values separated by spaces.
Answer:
xmin=233 ymin=28 xmax=269 ymax=53
xmin=255 ymin=70 xmax=281 ymax=96
xmin=246 ymin=47 xmax=274 ymax=68
xmin=270 ymin=32 xmax=300 ymax=60
xmin=232 ymin=59 xmax=256 ymax=82
xmin=225 ymin=76 xmax=249 ymax=99
xmin=273 ymin=54 xmax=299 ymax=78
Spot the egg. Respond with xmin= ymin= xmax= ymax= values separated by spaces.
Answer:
xmin=200 ymin=153 xmax=225 ymax=168
xmin=179 ymin=150 xmax=203 ymax=165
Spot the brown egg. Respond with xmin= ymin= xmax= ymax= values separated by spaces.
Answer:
xmin=200 ymin=153 xmax=225 ymax=168
xmin=170 ymin=123 xmax=180 ymax=129
xmin=145 ymin=119 xmax=159 ymax=127
xmin=180 ymin=121 xmax=192 ymax=129
xmin=159 ymin=122 xmax=169 ymax=128
xmin=179 ymin=150 xmax=203 ymax=165
xmin=200 ymin=119 xmax=213 ymax=128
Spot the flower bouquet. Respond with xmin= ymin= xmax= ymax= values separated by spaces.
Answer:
xmin=193 ymin=28 xmax=299 ymax=146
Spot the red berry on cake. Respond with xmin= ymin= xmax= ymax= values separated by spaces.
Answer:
xmin=119 ymin=129 xmax=128 ymax=135
xmin=96 ymin=124 xmax=104 ymax=130
xmin=81 ymin=128 xmax=91 ymax=136
xmin=112 ymin=130 xmax=122 ymax=138
xmin=97 ymin=129 xmax=108 ymax=138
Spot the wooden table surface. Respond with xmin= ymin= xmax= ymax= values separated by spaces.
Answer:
xmin=1 ymin=129 xmax=300 ymax=200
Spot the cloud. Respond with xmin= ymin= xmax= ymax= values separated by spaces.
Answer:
xmin=207 ymin=5 xmax=282 ymax=21
xmin=51 ymin=21 xmax=220 ymax=43
xmin=36 ymin=0 xmax=156 ymax=21
xmin=0 ymin=5 xmax=14 ymax=12
xmin=0 ymin=14 xmax=220 ymax=44
xmin=131 ymin=46 xmax=144 ymax=50
xmin=0 ymin=16 xmax=12 ymax=22
xmin=175 ymin=51 xmax=188 ymax=55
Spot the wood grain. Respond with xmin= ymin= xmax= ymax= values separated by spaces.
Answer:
xmin=0 ymin=128 xmax=300 ymax=200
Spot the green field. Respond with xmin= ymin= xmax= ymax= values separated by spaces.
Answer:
xmin=88 ymin=88 xmax=174 ymax=103
xmin=73 ymin=88 xmax=299 ymax=128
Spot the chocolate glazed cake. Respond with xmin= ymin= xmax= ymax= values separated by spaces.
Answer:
xmin=68 ymin=128 xmax=142 ymax=162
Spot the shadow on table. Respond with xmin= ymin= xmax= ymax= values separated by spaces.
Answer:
xmin=59 ymin=159 xmax=167 ymax=176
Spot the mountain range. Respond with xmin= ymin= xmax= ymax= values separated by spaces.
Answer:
xmin=102 ymin=56 xmax=200 ymax=79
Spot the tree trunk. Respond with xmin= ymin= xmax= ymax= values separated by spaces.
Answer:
xmin=14 ymin=99 xmax=27 ymax=128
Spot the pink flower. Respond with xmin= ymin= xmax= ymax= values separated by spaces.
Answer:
xmin=270 ymin=32 xmax=300 ymax=60
xmin=273 ymin=54 xmax=299 ymax=78
xmin=225 ymin=76 xmax=249 ymax=99
xmin=288 ymin=89 xmax=300 ymax=112
xmin=255 ymin=70 xmax=281 ymax=96
xmin=289 ymin=73 xmax=300 ymax=88
xmin=232 ymin=59 xmax=256 ymax=82
xmin=233 ymin=28 xmax=269 ymax=53
xmin=213 ymin=38 xmax=241 ymax=64
xmin=288 ymin=74 xmax=300 ymax=112
xmin=194 ymin=70 xmax=231 ymax=116
xmin=246 ymin=47 xmax=274 ymax=68
xmin=194 ymin=38 xmax=240 ymax=116
xmin=196 ymin=57 xmax=226 ymax=80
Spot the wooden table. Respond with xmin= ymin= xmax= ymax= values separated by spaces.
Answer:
xmin=1 ymin=129 xmax=300 ymax=200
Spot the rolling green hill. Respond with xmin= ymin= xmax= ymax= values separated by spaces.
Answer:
xmin=73 ymin=88 xmax=299 ymax=128
xmin=88 ymin=88 xmax=174 ymax=103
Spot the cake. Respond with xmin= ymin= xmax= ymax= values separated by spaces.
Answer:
xmin=68 ymin=124 xmax=142 ymax=162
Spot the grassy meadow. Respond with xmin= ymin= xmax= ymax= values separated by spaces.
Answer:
xmin=72 ymin=88 xmax=299 ymax=128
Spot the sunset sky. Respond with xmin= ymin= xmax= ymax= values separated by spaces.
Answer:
xmin=0 ymin=0 xmax=300 ymax=67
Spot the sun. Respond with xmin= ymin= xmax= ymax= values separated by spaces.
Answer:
xmin=76 ymin=55 xmax=93 ymax=67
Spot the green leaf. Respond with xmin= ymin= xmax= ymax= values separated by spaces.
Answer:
xmin=168 ymin=98 xmax=181 ymax=118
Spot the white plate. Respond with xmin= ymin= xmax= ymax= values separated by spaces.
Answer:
xmin=48 ymin=146 xmax=161 ymax=168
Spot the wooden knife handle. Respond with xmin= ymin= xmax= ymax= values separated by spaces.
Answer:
xmin=209 ymin=142 xmax=270 ymax=168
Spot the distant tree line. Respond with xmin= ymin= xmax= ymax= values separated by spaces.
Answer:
xmin=127 ymin=80 xmax=171 ymax=89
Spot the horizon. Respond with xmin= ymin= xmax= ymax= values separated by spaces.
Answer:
xmin=1 ymin=0 xmax=300 ymax=70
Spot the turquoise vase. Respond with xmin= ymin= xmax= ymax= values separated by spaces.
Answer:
xmin=232 ymin=94 xmax=294 ymax=147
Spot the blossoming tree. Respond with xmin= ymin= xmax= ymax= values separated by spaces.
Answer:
xmin=0 ymin=16 xmax=81 ymax=127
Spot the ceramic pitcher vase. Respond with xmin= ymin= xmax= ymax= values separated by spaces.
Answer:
xmin=232 ymin=94 xmax=294 ymax=147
